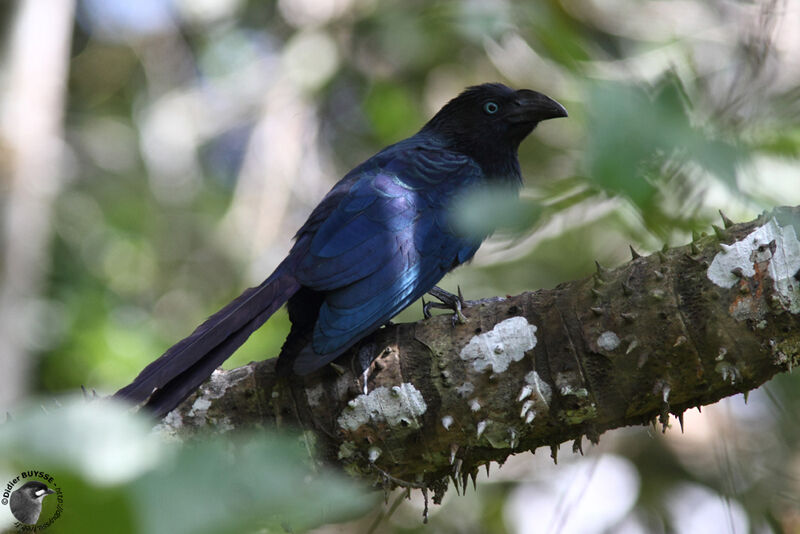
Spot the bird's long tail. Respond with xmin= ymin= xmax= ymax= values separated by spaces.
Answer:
xmin=113 ymin=264 xmax=301 ymax=418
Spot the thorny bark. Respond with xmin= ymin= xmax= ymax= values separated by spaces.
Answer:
xmin=157 ymin=206 xmax=800 ymax=503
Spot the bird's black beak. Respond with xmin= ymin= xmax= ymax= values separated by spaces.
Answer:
xmin=508 ymin=89 xmax=568 ymax=123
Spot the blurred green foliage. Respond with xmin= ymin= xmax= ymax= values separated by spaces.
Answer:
xmin=0 ymin=398 xmax=373 ymax=533
xmin=585 ymin=77 xmax=743 ymax=234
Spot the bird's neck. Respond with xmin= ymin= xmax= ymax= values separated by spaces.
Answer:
xmin=420 ymin=130 xmax=523 ymax=186
xmin=479 ymin=151 xmax=523 ymax=186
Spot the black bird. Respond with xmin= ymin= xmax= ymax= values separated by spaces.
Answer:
xmin=115 ymin=83 xmax=567 ymax=417
xmin=9 ymin=481 xmax=55 ymax=525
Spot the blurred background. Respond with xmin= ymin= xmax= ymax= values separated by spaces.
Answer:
xmin=2 ymin=0 xmax=800 ymax=532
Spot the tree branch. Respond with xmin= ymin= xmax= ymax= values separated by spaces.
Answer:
xmin=154 ymin=206 xmax=800 ymax=502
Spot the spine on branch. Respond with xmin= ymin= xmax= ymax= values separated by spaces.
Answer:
xmin=155 ymin=206 xmax=800 ymax=502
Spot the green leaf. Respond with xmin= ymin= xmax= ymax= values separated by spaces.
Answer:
xmin=750 ymin=127 xmax=800 ymax=157
xmin=0 ymin=399 xmax=374 ymax=534
xmin=452 ymin=184 xmax=544 ymax=239
xmin=584 ymin=78 xmax=746 ymax=220
xmin=0 ymin=397 xmax=165 ymax=486
xmin=129 ymin=432 xmax=373 ymax=534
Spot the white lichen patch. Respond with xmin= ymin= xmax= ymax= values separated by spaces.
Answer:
xmin=368 ymin=446 xmax=382 ymax=462
xmin=175 ymin=367 xmax=254 ymax=428
xmin=162 ymin=409 xmax=183 ymax=429
xmin=153 ymin=409 xmax=184 ymax=439
xmin=305 ymin=384 xmax=325 ymax=407
xmin=708 ymin=217 xmax=800 ymax=312
xmin=560 ymin=384 xmax=589 ymax=398
xmin=188 ymin=397 xmax=212 ymax=418
xmin=456 ymin=382 xmax=475 ymax=398
xmin=771 ymin=340 xmax=792 ymax=370
xmin=337 ymin=382 xmax=427 ymax=432
xmin=214 ymin=417 xmax=234 ymax=433
xmin=459 ymin=317 xmax=537 ymax=373
xmin=205 ymin=367 xmax=253 ymax=399
xmin=597 ymin=331 xmax=621 ymax=351
xmin=338 ymin=441 xmax=356 ymax=460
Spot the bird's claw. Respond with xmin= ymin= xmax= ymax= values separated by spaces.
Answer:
xmin=424 ymin=286 xmax=468 ymax=325
xmin=451 ymin=306 xmax=467 ymax=326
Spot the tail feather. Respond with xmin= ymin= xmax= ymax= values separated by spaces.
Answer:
xmin=114 ymin=267 xmax=300 ymax=414
xmin=141 ymin=306 xmax=277 ymax=418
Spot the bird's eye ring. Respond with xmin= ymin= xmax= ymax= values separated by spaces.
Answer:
xmin=483 ymin=101 xmax=499 ymax=114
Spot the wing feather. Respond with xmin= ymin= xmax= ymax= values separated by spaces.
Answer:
xmin=293 ymin=143 xmax=485 ymax=367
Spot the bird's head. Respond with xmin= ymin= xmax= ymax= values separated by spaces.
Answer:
xmin=422 ymin=83 xmax=567 ymax=176
xmin=18 ymin=481 xmax=55 ymax=501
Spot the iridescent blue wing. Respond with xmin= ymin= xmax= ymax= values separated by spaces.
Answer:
xmin=292 ymin=145 xmax=485 ymax=372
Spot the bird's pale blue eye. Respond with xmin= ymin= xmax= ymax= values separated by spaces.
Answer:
xmin=483 ymin=101 xmax=499 ymax=114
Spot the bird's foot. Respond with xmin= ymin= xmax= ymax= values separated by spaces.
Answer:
xmin=423 ymin=286 xmax=468 ymax=325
